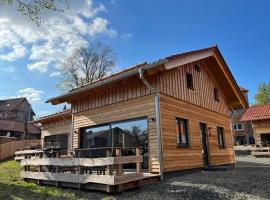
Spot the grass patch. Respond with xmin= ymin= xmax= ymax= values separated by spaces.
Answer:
xmin=0 ymin=159 xmax=109 ymax=200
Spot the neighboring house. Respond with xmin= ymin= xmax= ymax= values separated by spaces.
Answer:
xmin=0 ymin=119 xmax=40 ymax=139
xmin=231 ymin=87 xmax=254 ymax=145
xmin=0 ymin=97 xmax=40 ymax=139
xmin=241 ymin=104 xmax=270 ymax=146
xmin=0 ymin=97 xmax=35 ymax=123
xmin=32 ymin=109 xmax=72 ymax=156
xmin=46 ymin=45 xmax=247 ymax=175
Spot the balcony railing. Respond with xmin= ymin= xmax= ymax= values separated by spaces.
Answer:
xmin=18 ymin=147 xmax=144 ymax=192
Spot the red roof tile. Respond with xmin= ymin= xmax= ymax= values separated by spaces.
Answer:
xmin=241 ymin=104 xmax=270 ymax=121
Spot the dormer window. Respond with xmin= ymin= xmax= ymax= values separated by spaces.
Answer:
xmin=186 ymin=73 xmax=194 ymax=89
xmin=214 ymin=88 xmax=219 ymax=101
xmin=194 ymin=64 xmax=201 ymax=72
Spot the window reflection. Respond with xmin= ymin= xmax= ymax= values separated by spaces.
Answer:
xmin=80 ymin=118 xmax=148 ymax=169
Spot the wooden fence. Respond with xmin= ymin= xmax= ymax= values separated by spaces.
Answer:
xmin=0 ymin=136 xmax=17 ymax=144
xmin=251 ymin=146 xmax=270 ymax=157
xmin=0 ymin=139 xmax=40 ymax=161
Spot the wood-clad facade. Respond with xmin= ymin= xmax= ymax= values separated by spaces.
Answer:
xmin=252 ymin=120 xmax=270 ymax=144
xmin=159 ymin=94 xmax=234 ymax=172
xmin=34 ymin=110 xmax=72 ymax=154
xmin=47 ymin=46 xmax=247 ymax=175
xmin=73 ymin=94 xmax=160 ymax=173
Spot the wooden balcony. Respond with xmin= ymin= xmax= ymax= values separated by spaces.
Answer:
xmin=17 ymin=147 xmax=160 ymax=192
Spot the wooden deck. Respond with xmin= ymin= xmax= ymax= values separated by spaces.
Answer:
xmin=17 ymin=147 xmax=160 ymax=192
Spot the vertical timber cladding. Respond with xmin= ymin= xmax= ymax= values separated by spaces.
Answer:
xmin=252 ymin=120 xmax=270 ymax=144
xmin=41 ymin=118 xmax=72 ymax=152
xmin=157 ymin=61 xmax=229 ymax=115
xmin=159 ymin=94 xmax=235 ymax=172
xmin=72 ymin=94 xmax=161 ymax=173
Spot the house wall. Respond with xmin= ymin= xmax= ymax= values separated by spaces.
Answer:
xmin=72 ymin=94 xmax=160 ymax=173
xmin=252 ymin=120 xmax=270 ymax=144
xmin=71 ymin=60 xmax=229 ymax=116
xmin=41 ymin=117 xmax=72 ymax=153
xmin=159 ymin=94 xmax=234 ymax=172
xmin=158 ymin=61 xmax=230 ymax=116
xmin=70 ymin=59 xmax=237 ymax=173
xmin=232 ymin=113 xmax=253 ymax=144
xmin=0 ymin=100 xmax=34 ymax=123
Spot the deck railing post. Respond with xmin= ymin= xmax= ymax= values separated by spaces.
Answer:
xmin=115 ymin=148 xmax=122 ymax=176
xmin=106 ymin=149 xmax=113 ymax=175
xmin=136 ymin=147 xmax=141 ymax=173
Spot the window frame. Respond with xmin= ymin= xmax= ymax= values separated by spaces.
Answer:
xmin=186 ymin=73 xmax=194 ymax=89
xmin=176 ymin=117 xmax=189 ymax=148
xmin=214 ymin=88 xmax=219 ymax=102
xmin=80 ymin=116 xmax=149 ymax=149
xmin=233 ymin=123 xmax=244 ymax=131
xmin=217 ymin=127 xmax=226 ymax=149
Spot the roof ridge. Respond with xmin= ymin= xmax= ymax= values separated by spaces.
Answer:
xmin=249 ymin=103 xmax=270 ymax=108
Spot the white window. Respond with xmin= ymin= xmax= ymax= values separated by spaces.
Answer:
xmin=233 ymin=123 xmax=244 ymax=131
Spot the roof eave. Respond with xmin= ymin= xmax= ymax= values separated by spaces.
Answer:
xmin=46 ymin=59 xmax=167 ymax=105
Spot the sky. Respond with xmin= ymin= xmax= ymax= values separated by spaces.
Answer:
xmin=0 ymin=0 xmax=269 ymax=118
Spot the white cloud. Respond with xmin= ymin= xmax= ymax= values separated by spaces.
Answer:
xmin=80 ymin=0 xmax=107 ymax=18
xmin=89 ymin=17 xmax=117 ymax=37
xmin=49 ymin=71 xmax=61 ymax=77
xmin=27 ymin=60 xmax=50 ymax=73
xmin=0 ymin=0 xmax=117 ymax=73
xmin=18 ymin=88 xmax=44 ymax=104
xmin=0 ymin=22 xmax=27 ymax=61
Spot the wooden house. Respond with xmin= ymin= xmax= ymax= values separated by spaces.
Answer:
xmin=0 ymin=97 xmax=35 ymax=123
xmin=47 ymin=45 xmax=247 ymax=174
xmin=32 ymin=109 xmax=72 ymax=155
xmin=231 ymin=87 xmax=254 ymax=145
xmin=19 ymin=46 xmax=247 ymax=192
xmin=241 ymin=104 xmax=270 ymax=145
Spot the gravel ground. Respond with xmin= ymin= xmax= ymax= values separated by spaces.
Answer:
xmin=106 ymin=151 xmax=270 ymax=200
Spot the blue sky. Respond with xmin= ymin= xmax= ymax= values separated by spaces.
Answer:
xmin=0 ymin=0 xmax=269 ymax=117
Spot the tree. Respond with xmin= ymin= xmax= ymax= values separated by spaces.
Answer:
xmin=254 ymin=82 xmax=270 ymax=105
xmin=57 ymin=42 xmax=116 ymax=91
xmin=0 ymin=0 xmax=69 ymax=26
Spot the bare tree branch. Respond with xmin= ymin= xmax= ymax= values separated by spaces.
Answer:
xmin=0 ymin=0 xmax=69 ymax=26
xmin=57 ymin=41 xmax=116 ymax=91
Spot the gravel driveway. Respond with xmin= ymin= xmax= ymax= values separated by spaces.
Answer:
xmin=107 ymin=149 xmax=270 ymax=200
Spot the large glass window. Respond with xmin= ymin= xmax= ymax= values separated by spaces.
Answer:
xmin=44 ymin=134 xmax=68 ymax=149
xmin=80 ymin=117 xmax=148 ymax=168
xmin=83 ymin=125 xmax=111 ymax=148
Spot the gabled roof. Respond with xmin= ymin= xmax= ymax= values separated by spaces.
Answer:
xmin=32 ymin=109 xmax=71 ymax=124
xmin=241 ymin=104 xmax=270 ymax=121
xmin=46 ymin=45 xmax=248 ymax=109
xmin=240 ymin=87 xmax=249 ymax=93
xmin=0 ymin=119 xmax=40 ymax=135
xmin=0 ymin=97 xmax=26 ymax=111
xmin=0 ymin=97 xmax=35 ymax=116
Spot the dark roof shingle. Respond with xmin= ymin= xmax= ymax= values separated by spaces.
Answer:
xmin=0 ymin=97 xmax=26 ymax=111
xmin=0 ymin=119 xmax=40 ymax=134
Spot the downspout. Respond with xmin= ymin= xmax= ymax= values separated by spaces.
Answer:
xmin=229 ymin=109 xmax=236 ymax=166
xmin=138 ymin=68 xmax=164 ymax=180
